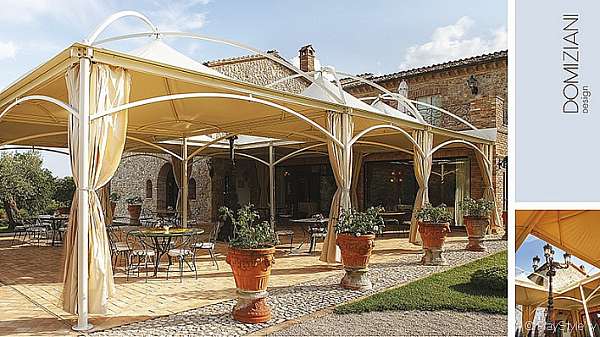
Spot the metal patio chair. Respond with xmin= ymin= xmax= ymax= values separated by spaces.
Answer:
xmin=192 ymin=222 xmax=222 ymax=270
xmin=167 ymin=231 xmax=199 ymax=282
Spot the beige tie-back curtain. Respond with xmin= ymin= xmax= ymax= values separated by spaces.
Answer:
xmin=476 ymin=144 xmax=502 ymax=233
xmin=255 ymin=161 xmax=269 ymax=209
xmin=99 ymin=185 xmax=114 ymax=226
xmin=62 ymin=63 xmax=130 ymax=314
xmin=409 ymin=129 xmax=433 ymax=245
xmin=171 ymin=156 xmax=192 ymax=214
xmin=350 ymin=152 xmax=364 ymax=207
xmin=320 ymin=111 xmax=353 ymax=264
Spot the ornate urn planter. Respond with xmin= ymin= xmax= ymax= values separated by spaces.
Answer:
xmin=226 ymin=246 xmax=276 ymax=323
xmin=418 ymin=222 xmax=450 ymax=265
xmin=57 ymin=206 xmax=70 ymax=215
xmin=336 ymin=233 xmax=376 ymax=291
xmin=127 ymin=204 xmax=141 ymax=221
xmin=463 ymin=216 xmax=489 ymax=252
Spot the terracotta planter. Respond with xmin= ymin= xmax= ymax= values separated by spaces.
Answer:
xmin=110 ymin=202 xmax=117 ymax=215
xmin=336 ymin=233 xmax=375 ymax=290
xmin=464 ymin=216 xmax=490 ymax=252
xmin=226 ymin=246 xmax=276 ymax=323
xmin=127 ymin=204 xmax=141 ymax=221
xmin=418 ymin=222 xmax=450 ymax=265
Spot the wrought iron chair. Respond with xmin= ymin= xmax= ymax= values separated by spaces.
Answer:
xmin=125 ymin=231 xmax=155 ymax=282
xmin=192 ymin=222 xmax=222 ymax=270
xmin=167 ymin=231 xmax=199 ymax=282
xmin=308 ymin=213 xmax=327 ymax=253
xmin=107 ymin=226 xmax=131 ymax=271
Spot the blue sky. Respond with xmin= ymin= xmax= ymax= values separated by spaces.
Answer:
xmin=0 ymin=0 xmax=506 ymax=177
xmin=516 ymin=235 xmax=597 ymax=279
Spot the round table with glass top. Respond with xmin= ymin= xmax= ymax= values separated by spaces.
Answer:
xmin=129 ymin=227 xmax=204 ymax=276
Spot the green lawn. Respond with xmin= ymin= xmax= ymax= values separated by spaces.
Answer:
xmin=335 ymin=250 xmax=507 ymax=315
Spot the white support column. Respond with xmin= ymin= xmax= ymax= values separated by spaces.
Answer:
xmin=182 ymin=137 xmax=189 ymax=228
xmin=73 ymin=54 xmax=92 ymax=331
xmin=269 ymin=142 xmax=275 ymax=228
xmin=581 ymin=285 xmax=595 ymax=337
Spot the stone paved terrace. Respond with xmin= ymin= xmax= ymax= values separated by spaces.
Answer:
xmin=0 ymin=229 xmax=506 ymax=337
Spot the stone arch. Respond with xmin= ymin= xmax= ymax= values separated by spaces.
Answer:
xmin=157 ymin=162 xmax=178 ymax=212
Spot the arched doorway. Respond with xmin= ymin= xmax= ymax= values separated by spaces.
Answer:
xmin=157 ymin=162 xmax=178 ymax=212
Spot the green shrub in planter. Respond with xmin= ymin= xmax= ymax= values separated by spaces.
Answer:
xmin=336 ymin=206 xmax=384 ymax=236
xmin=125 ymin=196 xmax=143 ymax=205
xmin=460 ymin=197 xmax=494 ymax=218
xmin=415 ymin=203 xmax=453 ymax=224
xmin=219 ymin=204 xmax=279 ymax=249
xmin=470 ymin=265 xmax=507 ymax=293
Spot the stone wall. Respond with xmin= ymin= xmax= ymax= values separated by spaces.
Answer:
xmin=110 ymin=153 xmax=212 ymax=222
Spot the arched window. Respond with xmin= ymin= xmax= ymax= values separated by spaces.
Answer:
xmin=188 ymin=178 xmax=197 ymax=200
xmin=146 ymin=180 xmax=153 ymax=199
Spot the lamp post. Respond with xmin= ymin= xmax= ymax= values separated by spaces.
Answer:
xmin=532 ymin=243 xmax=571 ymax=337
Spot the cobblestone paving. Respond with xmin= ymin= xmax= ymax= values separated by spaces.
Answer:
xmin=91 ymin=239 xmax=507 ymax=337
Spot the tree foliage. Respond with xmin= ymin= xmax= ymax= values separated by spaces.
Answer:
xmin=0 ymin=152 xmax=56 ymax=227
xmin=53 ymin=176 xmax=76 ymax=207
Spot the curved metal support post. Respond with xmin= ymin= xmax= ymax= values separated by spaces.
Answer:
xmin=92 ymin=31 xmax=342 ymax=104
xmin=274 ymin=143 xmax=326 ymax=165
xmin=186 ymin=132 xmax=237 ymax=160
xmin=0 ymin=95 xmax=78 ymax=122
xmin=428 ymin=139 xmax=491 ymax=167
xmin=334 ymin=71 xmax=424 ymax=123
xmin=236 ymin=152 xmax=269 ymax=166
xmin=349 ymin=124 xmax=424 ymax=157
xmin=92 ymin=92 xmax=343 ymax=147
xmin=265 ymin=72 xmax=316 ymax=88
xmin=121 ymin=153 xmax=170 ymax=162
xmin=552 ymin=296 xmax=583 ymax=304
xmin=126 ymin=135 xmax=182 ymax=160
xmin=355 ymin=140 xmax=414 ymax=155
xmin=0 ymin=146 xmax=69 ymax=156
xmin=0 ymin=131 xmax=68 ymax=147
xmin=85 ymin=11 xmax=158 ymax=45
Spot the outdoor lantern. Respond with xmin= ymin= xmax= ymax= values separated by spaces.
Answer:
xmin=543 ymin=243 xmax=553 ymax=258
xmin=228 ymin=136 xmax=238 ymax=165
xmin=532 ymin=255 xmax=540 ymax=270
xmin=564 ymin=253 xmax=572 ymax=265
xmin=466 ymin=75 xmax=478 ymax=95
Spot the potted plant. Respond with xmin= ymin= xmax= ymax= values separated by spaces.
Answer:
xmin=460 ymin=197 xmax=494 ymax=251
xmin=125 ymin=196 xmax=143 ymax=221
xmin=335 ymin=206 xmax=383 ymax=291
xmin=109 ymin=192 xmax=120 ymax=215
xmin=221 ymin=204 xmax=278 ymax=324
xmin=416 ymin=203 xmax=453 ymax=265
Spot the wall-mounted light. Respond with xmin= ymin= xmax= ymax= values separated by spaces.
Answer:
xmin=466 ymin=75 xmax=479 ymax=95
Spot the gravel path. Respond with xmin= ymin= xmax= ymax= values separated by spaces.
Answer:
xmin=92 ymin=239 xmax=507 ymax=337
xmin=270 ymin=310 xmax=507 ymax=336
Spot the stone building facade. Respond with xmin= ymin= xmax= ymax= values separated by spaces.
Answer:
xmin=110 ymin=46 xmax=508 ymax=224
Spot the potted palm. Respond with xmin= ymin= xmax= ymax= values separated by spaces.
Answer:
xmin=416 ymin=203 xmax=453 ymax=265
xmin=335 ymin=206 xmax=383 ymax=291
xmin=110 ymin=192 xmax=120 ymax=215
xmin=125 ymin=196 xmax=143 ymax=221
xmin=460 ymin=197 xmax=494 ymax=251
xmin=221 ymin=204 xmax=278 ymax=324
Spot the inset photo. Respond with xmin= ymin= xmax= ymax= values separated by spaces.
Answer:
xmin=516 ymin=210 xmax=600 ymax=337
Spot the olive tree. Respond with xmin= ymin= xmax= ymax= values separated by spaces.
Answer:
xmin=0 ymin=152 xmax=56 ymax=229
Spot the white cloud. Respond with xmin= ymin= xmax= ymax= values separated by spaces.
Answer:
xmin=399 ymin=16 xmax=507 ymax=70
xmin=0 ymin=41 xmax=17 ymax=61
xmin=150 ymin=0 xmax=210 ymax=32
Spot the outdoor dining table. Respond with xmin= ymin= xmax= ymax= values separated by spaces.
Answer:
xmin=129 ymin=227 xmax=204 ymax=276
xmin=290 ymin=217 xmax=329 ymax=251
xmin=38 ymin=215 xmax=69 ymax=246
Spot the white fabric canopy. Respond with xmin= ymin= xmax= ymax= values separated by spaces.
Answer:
xmin=320 ymin=111 xmax=353 ymax=263
xmin=62 ymin=63 xmax=130 ymax=314
xmin=409 ymin=130 xmax=433 ymax=244
xmin=371 ymin=100 xmax=419 ymax=123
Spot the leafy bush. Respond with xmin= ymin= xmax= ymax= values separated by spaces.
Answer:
xmin=415 ymin=203 xmax=453 ymax=224
xmin=219 ymin=204 xmax=278 ymax=249
xmin=53 ymin=176 xmax=75 ymax=208
xmin=460 ymin=197 xmax=494 ymax=218
xmin=470 ymin=265 xmax=507 ymax=293
xmin=336 ymin=206 xmax=384 ymax=236
xmin=125 ymin=196 xmax=143 ymax=205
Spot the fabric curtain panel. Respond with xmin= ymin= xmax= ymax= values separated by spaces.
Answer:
xmin=476 ymin=144 xmax=502 ymax=233
xmin=409 ymin=130 xmax=433 ymax=244
xmin=453 ymin=160 xmax=468 ymax=226
xmin=62 ymin=63 xmax=130 ymax=314
xmin=521 ymin=306 xmax=536 ymax=336
xmin=170 ymin=156 xmax=192 ymax=213
xmin=320 ymin=111 xmax=353 ymax=264
xmin=255 ymin=161 xmax=269 ymax=209
xmin=98 ymin=184 xmax=114 ymax=226
xmin=350 ymin=152 xmax=364 ymax=207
